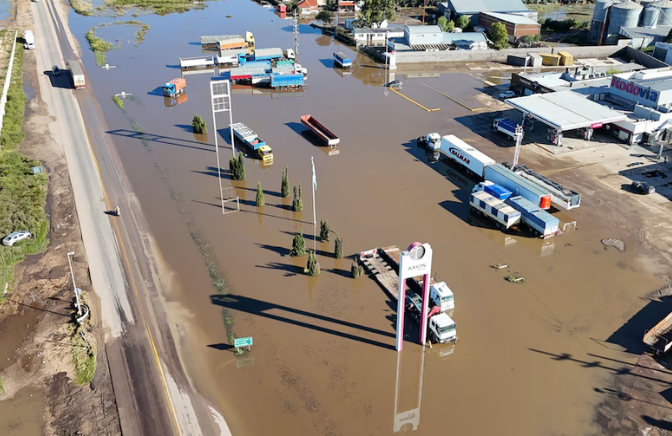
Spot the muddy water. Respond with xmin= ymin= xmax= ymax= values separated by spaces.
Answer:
xmin=68 ymin=2 xmax=664 ymax=434
xmin=0 ymin=386 xmax=44 ymax=435
xmin=0 ymin=308 xmax=40 ymax=372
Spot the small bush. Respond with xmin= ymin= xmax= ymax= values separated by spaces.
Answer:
xmin=281 ymin=166 xmax=289 ymax=198
xmin=320 ymin=219 xmax=330 ymax=242
xmin=292 ymin=184 xmax=303 ymax=212
xmin=290 ymin=230 xmax=306 ymax=257
xmin=192 ymin=115 xmax=207 ymax=134
xmin=229 ymin=153 xmax=246 ymax=180
xmin=112 ymin=96 xmax=124 ymax=109
xmin=305 ymin=250 xmax=320 ymax=276
xmin=335 ymin=237 xmax=343 ymax=259
xmin=351 ymin=260 xmax=363 ymax=279
xmin=256 ymin=182 xmax=265 ymax=207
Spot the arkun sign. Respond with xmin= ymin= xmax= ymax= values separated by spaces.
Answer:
xmin=611 ymin=76 xmax=659 ymax=103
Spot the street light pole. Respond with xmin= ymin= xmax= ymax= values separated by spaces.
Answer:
xmin=67 ymin=252 xmax=82 ymax=316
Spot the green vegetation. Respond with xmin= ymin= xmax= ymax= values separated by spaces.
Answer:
xmin=70 ymin=0 xmax=93 ymax=16
xmin=335 ymin=236 xmax=343 ymax=259
xmin=229 ymin=153 xmax=246 ymax=181
xmin=606 ymin=67 xmax=620 ymax=75
xmin=0 ymin=377 xmax=4 ymax=394
xmin=124 ymin=20 xmax=151 ymax=44
xmin=256 ymin=182 xmax=265 ymax=207
xmin=290 ymin=230 xmax=306 ymax=257
xmin=489 ymin=22 xmax=509 ymax=50
xmin=0 ymin=41 xmax=49 ymax=292
xmin=292 ymin=184 xmax=303 ymax=212
xmin=320 ymin=219 xmax=330 ymax=242
xmin=457 ymin=15 xmax=469 ymax=30
xmin=71 ymin=324 xmax=97 ymax=385
xmin=304 ymin=250 xmax=320 ymax=276
xmin=316 ymin=10 xmax=333 ymax=25
xmin=541 ymin=17 xmax=588 ymax=33
xmin=85 ymin=27 xmax=115 ymax=66
xmin=520 ymin=34 xmax=542 ymax=44
xmin=527 ymin=2 xmax=593 ymax=22
xmin=112 ymin=96 xmax=124 ymax=109
xmin=192 ymin=115 xmax=207 ymax=134
xmin=359 ymin=0 xmax=396 ymax=28
xmin=281 ymin=166 xmax=289 ymax=198
xmin=351 ymin=260 xmax=364 ymax=279
xmin=108 ymin=0 xmax=205 ymax=16
xmin=437 ymin=16 xmax=448 ymax=31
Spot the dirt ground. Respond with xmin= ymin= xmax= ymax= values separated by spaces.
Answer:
xmin=0 ymin=1 xmax=120 ymax=434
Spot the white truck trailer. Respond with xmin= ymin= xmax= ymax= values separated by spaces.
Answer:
xmin=469 ymin=191 xmax=522 ymax=229
xmin=439 ymin=135 xmax=495 ymax=178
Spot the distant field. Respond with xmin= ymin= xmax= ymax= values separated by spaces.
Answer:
xmin=528 ymin=3 xmax=594 ymax=22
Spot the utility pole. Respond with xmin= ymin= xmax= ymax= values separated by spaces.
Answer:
xmin=67 ymin=252 xmax=82 ymax=317
xmin=512 ymin=125 xmax=524 ymax=167
xmin=294 ymin=10 xmax=299 ymax=64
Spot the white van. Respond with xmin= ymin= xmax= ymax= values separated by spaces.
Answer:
xmin=285 ymin=49 xmax=295 ymax=60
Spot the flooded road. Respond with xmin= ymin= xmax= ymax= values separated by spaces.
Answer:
xmin=67 ymin=1 xmax=664 ymax=434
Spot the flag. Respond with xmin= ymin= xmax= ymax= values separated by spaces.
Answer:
xmin=311 ymin=157 xmax=317 ymax=191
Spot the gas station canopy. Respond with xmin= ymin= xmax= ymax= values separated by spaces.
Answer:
xmin=505 ymin=91 xmax=628 ymax=131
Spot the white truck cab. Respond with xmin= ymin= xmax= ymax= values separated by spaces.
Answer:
xmin=430 ymin=281 xmax=454 ymax=312
xmin=428 ymin=313 xmax=457 ymax=344
xmin=472 ymin=180 xmax=493 ymax=193
xmin=418 ymin=132 xmax=441 ymax=151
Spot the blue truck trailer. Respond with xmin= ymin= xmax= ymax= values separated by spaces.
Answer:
xmin=333 ymin=52 xmax=352 ymax=68
xmin=492 ymin=118 xmax=522 ymax=141
xmin=506 ymin=195 xmax=559 ymax=238
xmin=254 ymin=48 xmax=283 ymax=61
xmin=480 ymin=164 xmax=552 ymax=209
xmin=270 ymin=73 xmax=304 ymax=89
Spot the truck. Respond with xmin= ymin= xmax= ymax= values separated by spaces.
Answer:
xmin=254 ymin=48 xmax=283 ymax=62
xmin=505 ymin=163 xmax=581 ymax=210
xmin=231 ymin=122 xmax=274 ymax=164
xmin=480 ymin=164 xmax=552 ymax=209
xmin=300 ymin=114 xmax=340 ymax=147
xmin=644 ymin=311 xmax=672 ymax=354
xmin=506 ymin=195 xmax=559 ymax=238
xmin=333 ymin=52 xmax=352 ymax=68
xmin=469 ymin=190 xmax=522 ymax=230
xmin=429 ymin=281 xmax=455 ymax=313
xmin=201 ymin=33 xmax=253 ymax=49
xmin=23 ymin=30 xmax=35 ymax=50
xmin=405 ymin=292 xmax=457 ymax=344
xmin=492 ymin=118 xmax=522 ymax=141
xmin=67 ymin=59 xmax=85 ymax=89
xmin=417 ymin=133 xmax=441 ymax=151
xmin=439 ymin=135 xmax=496 ymax=178
xmin=229 ymin=66 xmax=269 ymax=82
xmin=294 ymin=63 xmax=308 ymax=76
xmin=162 ymin=78 xmax=186 ymax=97
xmin=270 ymin=73 xmax=304 ymax=89
xmin=179 ymin=56 xmax=215 ymax=70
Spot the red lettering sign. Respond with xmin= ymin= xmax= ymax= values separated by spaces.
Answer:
xmin=450 ymin=148 xmax=470 ymax=165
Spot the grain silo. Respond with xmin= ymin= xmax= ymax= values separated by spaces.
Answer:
xmin=607 ymin=1 xmax=643 ymax=44
xmin=641 ymin=2 xmax=661 ymax=28
xmin=659 ymin=0 xmax=672 ymax=25
xmin=589 ymin=0 xmax=612 ymax=42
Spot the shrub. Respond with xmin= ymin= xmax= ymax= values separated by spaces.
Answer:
xmin=351 ymin=260 xmax=364 ymax=279
xmin=320 ymin=219 xmax=330 ymax=242
xmin=335 ymin=237 xmax=343 ymax=259
xmin=192 ymin=115 xmax=207 ymax=134
xmin=290 ymin=230 xmax=306 ymax=257
xmin=304 ymin=250 xmax=320 ymax=276
xmin=256 ymin=182 xmax=265 ymax=206
xmin=281 ymin=166 xmax=289 ymax=198
xmin=292 ymin=184 xmax=303 ymax=212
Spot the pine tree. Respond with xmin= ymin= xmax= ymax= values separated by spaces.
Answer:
xmin=292 ymin=185 xmax=303 ymax=212
xmin=297 ymin=183 xmax=303 ymax=211
xmin=320 ymin=219 xmax=330 ymax=242
xmin=192 ymin=115 xmax=207 ymax=134
xmin=351 ymin=261 xmax=363 ymax=279
xmin=256 ymin=182 xmax=265 ymax=207
xmin=335 ymin=236 xmax=343 ymax=259
xmin=281 ymin=166 xmax=289 ymax=198
xmin=305 ymin=250 xmax=320 ymax=276
xmin=290 ymin=230 xmax=306 ymax=257
xmin=237 ymin=153 xmax=246 ymax=180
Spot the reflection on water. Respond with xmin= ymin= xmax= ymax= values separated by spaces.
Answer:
xmin=0 ymin=0 xmax=10 ymax=23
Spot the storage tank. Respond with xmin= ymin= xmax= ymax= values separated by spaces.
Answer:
xmin=641 ymin=3 xmax=661 ymax=27
xmin=659 ymin=0 xmax=672 ymax=25
xmin=607 ymin=1 xmax=643 ymax=43
xmin=592 ymin=0 xmax=612 ymax=22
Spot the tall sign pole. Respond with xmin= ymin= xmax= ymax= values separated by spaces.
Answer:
xmin=311 ymin=157 xmax=317 ymax=253
xmin=396 ymin=243 xmax=433 ymax=351
xmin=210 ymin=79 xmax=235 ymax=214
xmin=512 ymin=124 xmax=524 ymax=167
xmin=294 ymin=10 xmax=299 ymax=64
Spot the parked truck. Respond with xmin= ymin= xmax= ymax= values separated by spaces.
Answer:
xmin=67 ymin=59 xmax=85 ymax=89
xmin=333 ymin=52 xmax=352 ymax=68
xmin=254 ymin=48 xmax=283 ymax=62
xmin=23 ymin=30 xmax=35 ymax=50
xmin=179 ymin=56 xmax=215 ymax=70
xmin=405 ymin=292 xmax=457 ymax=344
xmin=469 ymin=190 xmax=522 ymax=230
xmin=492 ymin=118 xmax=522 ymax=141
xmin=479 ymin=164 xmax=552 ymax=209
xmin=300 ymin=114 xmax=340 ymax=147
xmin=231 ymin=122 xmax=274 ymax=164
xmin=644 ymin=311 xmax=672 ymax=354
xmin=505 ymin=163 xmax=581 ymax=210
xmin=506 ymin=195 xmax=559 ymax=238
xmin=270 ymin=73 xmax=304 ymax=89
xmin=439 ymin=135 xmax=496 ymax=178
xmin=162 ymin=78 xmax=186 ymax=97
xmin=416 ymin=133 xmax=441 ymax=151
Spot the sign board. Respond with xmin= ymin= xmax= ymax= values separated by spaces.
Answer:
xmin=234 ymin=337 xmax=253 ymax=348
xmin=591 ymin=122 xmax=603 ymax=129
xmin=399 ymin=243 xmax=433 ymax=278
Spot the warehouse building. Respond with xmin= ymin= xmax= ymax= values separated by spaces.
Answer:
xmin=353 ymin=27 xmax=404 ymax=47
xmin=479 ymin=11 xmax=540 ymax=42
xmin=438 ymin=0 xmax=536 ymax=25
xmin=387 ymin=25 xmax=488 ymax=51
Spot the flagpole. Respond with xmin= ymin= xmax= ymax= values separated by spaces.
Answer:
xmin=312 ymin=157 xmax=316 ymax=253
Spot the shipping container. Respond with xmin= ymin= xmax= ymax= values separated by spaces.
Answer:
xmin=528 ymin=53 xmax=543 ymax=67
xmin=229 ymin=66 xmax=268 ymax=81
xmin=558 ymin=51 xmax=574 ymax=66
xmin=270 ymin=73 xmax=304 ymax=88
xmin=218 ymin=38 xmax=247 ymax=51
xmin=540 ymin=53 xmax=561 ymax=66
xmin=506 ymin=196 xmax=559 ymax=238
xmin=483 ymin=182 xmax=512 ymax=201
xmin=469 ymin=191 xmax=521 ymax=230
xmin=439 ymin=135 xmax=495 ymax=178
xmin=507 ymin=54 xmax=529 ymax=67
xmin=483 ymin=164 xmax=552 ymax=209
xmin=333 ymin=52 xmax=352 ymax=68
xmin=254 ymin=48 xmax=284 ymax=61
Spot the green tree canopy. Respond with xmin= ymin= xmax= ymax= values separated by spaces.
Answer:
xmin=316 ymin=10 xmax=333 ymax=25
xmin=446 ymin=20 xmax=455 ymax=33
xmin=437 ymin=16 xmax=448 ymax=31
xmin=489 ymin=22 xmax=509 ymax=50
xmin=359 ymin=0 xmax=396 ymax=28
xmin=457 ymin=15 xmax=469 ymax=29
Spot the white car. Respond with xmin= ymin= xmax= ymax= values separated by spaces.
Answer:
xmin=499 ymin=91 xmax=515 ymax=99
xmin=3 ymin=231 xmax=32 ymax=247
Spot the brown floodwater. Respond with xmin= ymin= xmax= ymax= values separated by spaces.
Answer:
xmin=0 ymin=386 xmax=44 ymax=435
xmin=68 ymin=3 xmax=665 ymax=434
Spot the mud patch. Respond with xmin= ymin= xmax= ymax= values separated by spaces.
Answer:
xmin=0 ymin=386 xmax=44 ymax=436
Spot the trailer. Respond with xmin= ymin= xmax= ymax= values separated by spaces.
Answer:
xmin=231 ymin=122 xmax=274 ymax=164
xmin=333 ymin=52 xmax=352 ymax=68
xmin=254 ymin=48 xmax=284 ymax=61
xmin=505 ymin=163 xmax=581 ymax=210
xmin=67 ymin=59 xmax=85 ymax=89
xmin=179 ymin=56 xmax=215 ymax=70
xmin=506 ymin=195 xmax=559 ymax=238
xmin=229 ymin=66 xmax=269 ymax=82
xmin=270 ymin=73 xmax=304 ymax=89
xmin=469 ymin=191 xmax=522 ymax=230
xmin=439 ymin=135 xmax=495 ymax=178
xmin=644 ymin=311 xmax=672 ymax=354
xmin=201 ymin=34 xmax=248 ymax=50
xmin=492 ymin=118 xmax=522 ymax=141
xmin=162 ymin=78 xmax=186 ymax=97
xmin=300 ymin=114 xmax=340 ymax=147
xmin=480 ymin=164 xmax=552 ymax=210
xmin=164 ymin=93 xmax=188 ymax=108
xmin=216 ymin=48 xmax=250 ymax=66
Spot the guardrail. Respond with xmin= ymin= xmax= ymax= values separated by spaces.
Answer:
xmin=0 ymin=31 xmax=19 ymax=149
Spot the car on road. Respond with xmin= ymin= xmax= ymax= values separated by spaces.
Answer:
xmin=386 ymin=80 xmax=402 ymax=89
xmin=3 ymin=231 xmax=32 ymax=247
xmin=632 ymin=181 xmax=655 ymax=195
xmin=499 ymin=91 xmax=515 ymax=99
xmin=52 ymin=65 xmax=60 ymax=76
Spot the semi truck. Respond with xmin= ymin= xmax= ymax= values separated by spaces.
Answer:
xmin=504 ymin=163 xmax=581 ymax=210
xmin=333 ymin=52 xmax=352 ymax=68
xmin=23 ymin=30 xmax=35 ymax=50
xmin=439 ymin=135 xmax=496 ymax=178
xmin=231 ymin=122 xmax=274 ymax=164
xmin=405 ymin=292 xmax=457 ymax=344
xmin=162 ymin=78 xmax=186 ymax=97
xmin=67 ymin=59 xmax=85 ymax=89
xmin=492 ymin=118 xmax=521 ymax=141
xmin=201 ymin=33 xmax=254 ymax=49
xmin=179 ymin=56 xmax=215 ymax=70
xmin=254 ymin=48 xmax=284 ymax=62
xmin=506 ymin=195 xmax=559 ymax=238
xmin=469 ymin=190 xmax=522 ymax=230
xmin=416 ymin=133 xmax=441 ymax=151
xmin=300 ymin=114 xmax=340 ymax=147
xmin=480 ymin=164 xmax=552 ymax=209
xmin=270 ymin=73 xmax=304 ymax=89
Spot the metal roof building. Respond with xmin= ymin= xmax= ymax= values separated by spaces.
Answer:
xmin=439 ymin=0 xmax=536 ymax=23
xmin=506 ymin=91 xmax=627 ymax=131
